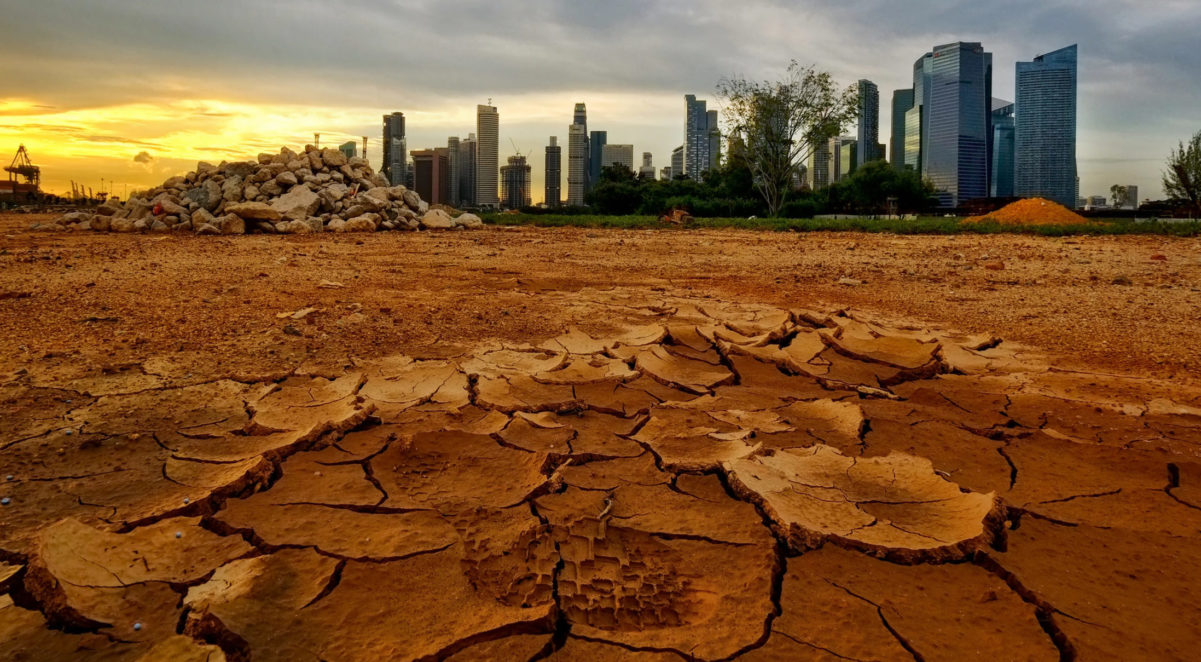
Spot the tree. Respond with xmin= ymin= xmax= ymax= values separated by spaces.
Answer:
xmin=716 ymin=61 xmax=858 ymax=217
xmin=1110 ymin=184 xmax=1129 ymax=209
xmin=1164 ymin=130 xmax=1201 ymax=216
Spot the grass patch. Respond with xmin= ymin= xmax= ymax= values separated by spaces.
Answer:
xmin=482 ymin=213 xmax=1201 ymax=237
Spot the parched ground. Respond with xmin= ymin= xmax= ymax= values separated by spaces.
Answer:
xmin=2 ymin=212 xmax=1201 ymax=661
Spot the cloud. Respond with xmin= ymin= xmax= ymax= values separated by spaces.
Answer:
xmin=132 ymin=151 xmax=154 ymax=163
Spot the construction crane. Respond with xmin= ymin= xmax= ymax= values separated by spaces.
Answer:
xmin=6 ymin=144 xmax=40 ymax=189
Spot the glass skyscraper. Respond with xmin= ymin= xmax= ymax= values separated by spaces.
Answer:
xmin=684 ymin=95 xmax=718 ymax=179
xmin=1015 ymin=44 xmax=1078 ymax=208
xmin=382 ymin=112 xmax=406 ymax=187
xmin=991 ymin=101 xmax=1015 ymax=198
xmin=857 ymin=80 xmax=880 ymax=166
xmin=904 ymin=53 xmax=932 ymax=173
xmin=890 ymin=89 xmax=914 ymax=169
xmin=924 ymin=42 xmax=992 ymax=208
xmin=588 ymin=130 xmax=607 ymax=191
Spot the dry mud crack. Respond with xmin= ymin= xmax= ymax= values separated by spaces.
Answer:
xmin=3 ymin=289 xmax=1201 ymax=661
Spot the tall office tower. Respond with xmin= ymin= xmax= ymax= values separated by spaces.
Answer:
xmin=545 ymin=137 xmax=561 ymax=208
xmin=404 ymin=159 xmax=415 ymax=189
xmin=808 ymin=139 xmax=832 ymax=189
xmin=839 ymin=138 xmax=859 ymax=180
xmin=567 ymin=124 xmax=588 ymax=206
xmin=600 ymin=144 xmax=634 ymax=172
xmin=671 ymin=145 xmax=684 ymax=180
xmin=684 ymin=95 xmax=718 ymax=179
xmin=660 ymin=167 xmax=673 ymax=180
xmin=990 ymin=100 xmax=1015 ymax=197
xmin=382 ymin=112 xmax=407 ymax=186
xmin=588 ymin=131 xmax=608 ymax=189
xmin=339 ymin=141 xmax=357 ymax=160
xmin=447 ymin=137 xmax=460 ymax=206
xmin=706 ymin=109 xmax=721 ymax=171
xmin=457 ymin=134 xmax=477 ymax=207
xmin=500 ymin=155 xmax=531 ymax=209
xmin=891 ymin=89 xmax=914 ymax=169
xmin=475 ymin=103 xmax=499 ymax=208
xmin=904 ymin=53 xmax=933 ymax=172
xmin=924 ymin=42 xmax=992 ymax=207
xmin=572 ymin=103 xmax=588 ymax=191
xmin=639 ymin=152 xmax=655 ymax=179
xmin=857 ymin=80 xmax=881 ymax=165
xmin=1125 ymin=185 xmax=1139 ymax=209
xmin=1015 ymin=44 xmax=1078 ymax=208
xmin=411 ymin=148 xmax=451 ymax=205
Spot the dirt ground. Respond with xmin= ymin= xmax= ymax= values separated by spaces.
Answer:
xmin=2 ymin=213 xmax=1201 ymax=661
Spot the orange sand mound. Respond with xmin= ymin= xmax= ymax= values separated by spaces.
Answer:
xmin=965 ymin=197 xmax=1089 ymax=226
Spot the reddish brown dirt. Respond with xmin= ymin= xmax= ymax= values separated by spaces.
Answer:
xmin=2 ymin=213 xmax=1201 ymax=661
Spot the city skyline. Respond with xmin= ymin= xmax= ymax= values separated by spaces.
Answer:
xmin=1 ymin=1 xmax=1197 ymax=204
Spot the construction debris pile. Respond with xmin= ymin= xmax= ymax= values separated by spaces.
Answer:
xmin=34 ymin=145 xmax=483 ymax=234
xmin=964 ymin=197 xmax=1089 ymax=226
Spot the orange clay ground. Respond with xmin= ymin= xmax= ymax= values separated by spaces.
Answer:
xmin=2 ymin=213 xmax=1201 ymax=661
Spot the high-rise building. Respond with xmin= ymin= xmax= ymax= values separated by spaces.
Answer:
xmin=410 ymin=148 xmax=451 ymax=205
xmin=572 ymin=103 xmax=588 ymax=192
xmin=903 ymin=53 xmax=934 ymax=173
xmin=457 ymin=134 xmax=477 ymax=207
xmin=924 ymin=42 xmax=992 ymax=207
xmin=588 ymin=131 xmax=607 ymax=189
xmin=545 ymin=136 xmax=561 ymax=208
xmin=857 ymin=80 xmax=881 ymax=166
xmin=891 ymin=89 xmax=914 ymax=169
xmin=600 ymin=144 xmax=634 ymax=172
xmin=475 ymin=103 xmax=499 ymax=208
xmin=808 ymin=138 xmax=832 ymax=189
xmin=671 ymin=145 xmax=684 ymax=181
xmin=990 ymin=100 xmax=1015 ymax=198
xmin=500 ymin=154 xmax=531 ymax=209
xmin=404 ymin=159 xmax=415 ymax=190
xmin=1126 ymin=185 xmax=1139 ymax=210
xmin=382 ymin=112 xmax=407 ymax=186
xmin=1015 ymin=44 xmax=1078 ymax=208
xmin=339 ymin=141 xmax=357 ymax=160
xmin=639 ymin=152 xmax=655 ymax=180
xmin=684 ymin=95 xmax=719 ymax=179
xmin=447 ymin=136 xmax=460 ymax=206
xmin=839 ymin=138 xmax=859 ymax=181
xmin=567 ymin=124 xmax=588 ymax=206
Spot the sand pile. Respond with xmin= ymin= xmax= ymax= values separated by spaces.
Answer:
xmin=965 ymin=197 xmax=1088 ymax=226
xmin=33 ymin=145 xmax=483 ymax=234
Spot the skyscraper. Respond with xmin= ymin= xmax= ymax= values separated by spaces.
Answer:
xmin=382 ymin=112 xmax=406 ymax=186
xmin=567 ymin=124 xmax=587 ymax=206
xmin=475 ymin=103 xmax=499 ymax=208
xmin=671 ymin=145 xmax=684 ymax=181
xmin=904 ymin=53 xmax=933 ymax=173
xmin=572 ymin=103 xmax=588 ymax=193
xmin=639 ymin=152 xmax=655 ymax=180
xmin=410 ymin=148 xmax=451 ymax=205
xmin=990 ymin=100 xmax=1015 ymax=197
xmin=684 ymin=95 xmax=718 ymax=179
xmin=839 ymin=138 xmax=859 ymax=181
xmin=600 ymin=144 xmax=634 ymax=172
xmin=1015 ymin=44 xmax=1078 ymax=208
xmin=924 ymin=42 xmax=992 ymax=207
xmin=808 ymin=139 xmax=832 ymax=189
xmin=588 ymin=130 xmax=607 ymax=190
xmin=457 ymin=133 xmax=476 ymax=207
xmin=545 ymin=136 xmax=561 ymax=208
xmin=890 ymin=89 xmax=914 ymax=169
xmin=447 ymin=136 xmax=460 ymax=206
xmin=500 ymin=154 xmax=531 ymax=209
xmin=857 ymin=80 xmax=881 ymax=166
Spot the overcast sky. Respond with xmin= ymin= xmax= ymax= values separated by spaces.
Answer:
xmin=2 ymin=0 xmax=1198 ymax=202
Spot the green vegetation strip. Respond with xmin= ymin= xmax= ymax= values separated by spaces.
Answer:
xmin=483 ymin=214 xmax=1201 ymax=237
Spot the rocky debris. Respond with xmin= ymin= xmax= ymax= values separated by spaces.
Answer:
xmin=40 ymin=145 xmax=487 ymax=235
xmin=4 ymin=291 xmax=1201 ymax=659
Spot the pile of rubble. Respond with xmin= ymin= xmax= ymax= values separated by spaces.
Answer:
xmin=35 ymin=145 xmax=483 ymax=234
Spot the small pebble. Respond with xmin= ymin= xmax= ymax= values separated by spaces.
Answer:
xmin=1 ymin=498 xmax=10 ymax=506
xmin=64 ymin=429 xmax=74 ymax=436
xmin=133 ymin=622 xmax=142 ymax=631
xmin=183 ymin=497 xmax=190 ymax=504
xmin=175 ymin=531 xmax=183 ymax=539
xmin=5 ymin=475 xmax=12 ymax=481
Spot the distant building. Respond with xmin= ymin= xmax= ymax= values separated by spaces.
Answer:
xmin=588 ymin=131 xmax=607 ymax=190
xmin=1015 ymin=44 xmax=1078 ymax=208
xmin=925 ymin=42 xmax=992 ymax=207
xmin=891 ymin=89 xmax=914 ymax=169
xmin=1088 ymin=195 xmax=1108 ymax=209
xmin=670 ymin=145 xmax=684 ymax=180
xmin=601 ymin=144 xmax=634 ymax=172
xmin=838 ymin=137 xmax=858 ymax=181
xmin=567 ymin=124 xmax=588 ymax=206
xmin=1126 ymin=185 xmax=1139 ymax=210
xmin=411 ymin=148 xmax=451 ymax=205
xmin=404 ymin=159 xmax=415 ymax=190
xmin=382 ymin=112 xmax=407 ymax=186
xmin=857 ymin=80 xmax=881 ymax=166
xmin=339 ymin=141 xmax=357 ymax=160
xmin=572 ymin=103 xmax=589 ymax=193
xmin=475 ymin=103 xmax=500 ymax=208
xmin=990 ymin=100 xmax=1015 ymax=198
xmin=447 ymin=136 xmax=460 ymax=206
xmin=808 ymin=139 xmax=832 ymax=189
xmin=903 ymin=53 xmax=933 ymax=173
xmin=639 ymin=152 xmax=655 ymax=179
xmin=457 ymin=134 xmax=477 ymax=207
xmin=545 ymin=136 xmax=561 ymax=208
xmin=684 ymin=95 xmax=720 ymax=179
xmin=500 ymin=154 xmax=531 ymax=209
xmin=660 ymin=166 xmax=674 ymax=181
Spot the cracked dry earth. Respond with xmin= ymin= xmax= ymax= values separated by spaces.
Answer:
xmin=4 ymin=291 xmax=1201 ymax=660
